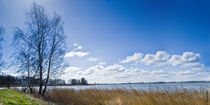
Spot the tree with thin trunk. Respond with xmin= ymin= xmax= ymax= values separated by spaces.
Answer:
xmin=42 ymin=14 xmax=66 ymax=95
xmin=13 ymin=3 xmax=66 ymax=96
xmin=12 ymin=33 xmax=36 ymax=93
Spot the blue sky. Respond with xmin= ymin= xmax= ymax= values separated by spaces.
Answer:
xmin=0 ymin=0 xmax=210 ymax=83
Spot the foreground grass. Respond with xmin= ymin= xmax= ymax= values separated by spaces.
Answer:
xmin=44 ymin=88 xmax=210 ymax=105
xmin=0 ymin=89 xmax=47 ymax=105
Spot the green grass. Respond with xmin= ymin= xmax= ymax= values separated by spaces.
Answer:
xmin=0 ymin=89 xmax=45 ymax=105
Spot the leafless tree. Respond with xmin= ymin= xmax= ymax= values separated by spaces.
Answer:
xmin=12 ymin=31 xmax=36 ymax=93
xmin=42 ymin=14 xmax=66 ymax=95
xmin=13 ymin=3 xmax=66 ymax=96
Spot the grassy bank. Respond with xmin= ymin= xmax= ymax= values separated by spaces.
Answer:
xmin=44 ymin=88 xmax=210 ymax=105
xmin=0 ymin=89 xmax=47 ymax=105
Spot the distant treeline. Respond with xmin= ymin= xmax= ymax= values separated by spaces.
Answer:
xmin=122 ymin=81 xmax=210 ymax=84
xmin=0 ymin=74 xmax=88 ymax=87
xmin=68 ymin=78 xmax=88 ymax=85
xmin=0 ymin=74 xmax=22 ymax=87
xmin=96 ymin=81 xmax=210 ymax=85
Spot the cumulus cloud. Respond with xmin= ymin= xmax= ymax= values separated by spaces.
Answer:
xmin=88 ymin=57 xmax=100 ymax=62
xmin=82 ymin=62 xmax=105 ymax=75
xmin=65 ymin=66 xmax=82 ymax=71
xmin=169 ymin=52 xmax=203 ymax=70
xmin=176 ymin=70 xmax=192 ymax=75
xmin=1 ymin=69 xmax=22 ymax=77
xmin=121 ymin=53 xmax=143 ymax=63
xmin=143 ymin=51 xmax=169 ymax=66
xmin=61 ymin=50 xmax=208 ymax=83
xmin=62 ymin=66 xmax=82 ymax=76
xmin=61 ymin=62 xmax=209 ymax=83
xmin=73 ymin=43 xmax=83 ymax=50
xmin=104 ymin=64 xmax=126 ymax=72
xmin=121 ymin=51 xmax=204 ymax=69
xmin=80 ymin=63 xmax=125 ymax=76
xmin=60 ymin=66 xmax=82 ymax=81
xmin=64 ymin=51 xmax=89 ymax=57
xmin=151 ymin=70 xmax=166 ymax=74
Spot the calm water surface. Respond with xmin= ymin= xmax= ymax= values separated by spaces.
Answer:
xmin=5 ymin=83 xmax=210 ymax=91
xmin=47 ymin=83 xmax=210 ymax=91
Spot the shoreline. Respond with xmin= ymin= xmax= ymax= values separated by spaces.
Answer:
xmin=1 ymin=80 xmax=210 ymax=88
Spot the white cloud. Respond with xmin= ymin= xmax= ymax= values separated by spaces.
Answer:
xmin=73 ymin=43 xmax=83 ymax=50
xmin=104 ymin=64 xmax=125 ymax=72
xmin=65 ymin=66 xmax=81 ymax=71
xmin=121 ymin=51 xmax=204 ymax=69
xmin=73 ymin=43 xmax=78 ymax=46
xmin=88 ymin=57 xmax=100 ymax=62
xmin=83 ymin=62 xmax=105 ymax=75
xmin=76 ymin=46 xmax=83 ymax=50
xmin=61 ymin=62 xmax=210 ymax=83
xmin=98 ymin=62 xmax=106 ymax=65
xmin=60 ymin=66 xmax=82 ymax=81
xmin=121 ymin=53 xmax=143 ymax=63
xmin=143 ymin=51 xmax=169 ymax=66
xmin=64 ymin=51 xmax=89 ymax=57
xmin=152 ymin=70 xmax=165 ymax=74
xmin=1 ymin=69 xmax=22 ymax=77
xmin=176 ymin=70 xmax=192 ymax=75
xmin=61 ymin=50 xmax=209 ymax=83
xmin=169 ymin=52 xmax=203 ymax=70
xmin=63 ymin=66 xmax=82 ymax=75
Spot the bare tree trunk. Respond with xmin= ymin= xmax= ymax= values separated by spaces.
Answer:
xmin=42 ymin=59 xmax=51 ymax=96
xmin=38 ymin=65 xmax=43 ymax=94
xmin=38 ymin=43 xmax=43 ymax=95
xmin=28 ymin=71 xmax=33 ymax=94
xmin=27 ymin=58 xmax=33 ymax=94
xmin=42 ymin=46 xmax=54 ymax=96
xmin=42 ymin=35 xmax=56 ymax=96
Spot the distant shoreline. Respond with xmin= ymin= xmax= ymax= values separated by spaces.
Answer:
xmin=92 ymin=81 xmax=210 ymax=85
xmin=1 ymin=81 xmax=210 ymax=88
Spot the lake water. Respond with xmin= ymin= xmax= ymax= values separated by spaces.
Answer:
xmin=46 ymin=82 xmax=210 ymax=91
xmin=3 ymin=82 xmax=210 ymax=91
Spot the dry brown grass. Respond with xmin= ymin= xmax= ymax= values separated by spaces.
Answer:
xmin=43 ymin=88 xmax=210 ymax=105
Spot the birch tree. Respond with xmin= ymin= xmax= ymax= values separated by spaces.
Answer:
xmin=13 ymin=3 xmax=66 ymax=95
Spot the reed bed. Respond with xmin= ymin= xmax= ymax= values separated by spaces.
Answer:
xmin=43 ymin=88 xmax=210 ymax=105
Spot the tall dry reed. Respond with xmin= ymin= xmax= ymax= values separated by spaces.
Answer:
xmin=43 ymin=88 xmax=210 ymax=105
